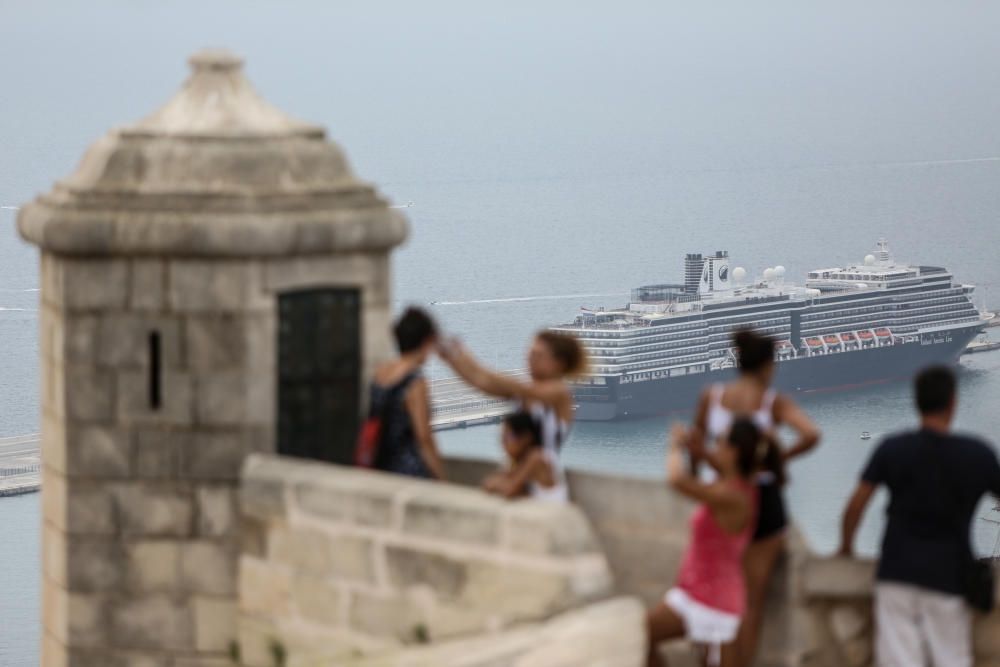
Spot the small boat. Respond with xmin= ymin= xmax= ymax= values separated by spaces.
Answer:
xmin=858 ymin=330 xmax=874 ymax=340
xmin=805 ymin=337 xmax=823 ymax=347
xmin=823 ymin=335 xmax=840 ymax=345
xmin=860 ymin=431 xmax=871 ymax=440
xmin=840 ymin=332 xmax=856 ymax=342
xmin=875 ymin=328 xmax=891 ymax=337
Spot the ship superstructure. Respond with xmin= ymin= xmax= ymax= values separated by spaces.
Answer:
xmin=553 ymin=241 xmax=984 ymax=420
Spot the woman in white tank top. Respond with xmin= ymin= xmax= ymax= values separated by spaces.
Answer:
xmin=688 ymin=330 xmax=821 ymax=667
xmin=438 ymin=331 xmax=583 ymax=460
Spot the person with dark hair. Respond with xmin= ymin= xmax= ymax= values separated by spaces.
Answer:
xmin=839 ymin=365 xmax=1000 ymax=667
xmin=438 ymin=330 xmax=586 ymax=459
xmin=647 ymin=418 xmax=783 ymax=667
xmin=367 ymin=307 xmax=446 ymax=480
xmin=481 ymin=411 xmax=567 ymax=502
xmin=687 ymin=328 xmax=820 ymax=666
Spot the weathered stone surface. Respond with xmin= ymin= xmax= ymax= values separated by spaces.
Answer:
xmin=60 ymin=259 xmax=129 ymax=311
xmin=63 ymin=315 xmax=100 ymax=363
xmin=349 ymin=590 xmax=413 ymax=641
xmin=66 ymin=537 xmax=123 ymax=592
xmin=183 ymin=429 xmax=268 ymax=481
xmin=67 ymin=592 xmax=108 ymax=649
xmin=239 ymin=556 xmax=291 ymax=617
xmin=115 ymin=484 xmax=193 ymax=537
xmin=505 ymin=501 xmax=600 ymax=556
xmin=194 ymin=371 xmax=271 ymax=426
xmin=294 ymin=480 xmax=394 ymax=528
xmin=110 ymin=595 xmax=194 ymax=651
xmin=65 ymin=364 xmax=115 ymax=422
xmin=169 ymin=260 xmax=255 ymax=312
xmin=130 ymin=259 xmax=166 ymax=311
xmin=134 ymin=428 xmax=187 ymax=479
xmin=44 ymin=471 xmax=117 ymax=536
xmin=117 ymin=369 xmax=193 ymax=426
xmin=802 ymin=557 xmax=876 ymax=599
xmin=385 ymin=546 xmax=468 ymax=598
xmin=267 ymin=525 xmax=333 ymax=575
xmin=185 ymin=315 xmax=246 ymax=369
xmin=402 ymin=491 xmax=500 ymax=546
xmin=292 ymin=575 xmax=343 ymax=625
xmin=67 ymin=426 xmax=131 ymax=478
xmin=97 ymin=314 xmax=182 ymax=368
xmin=196 ymin=486 xmax=237 ymax=537
xmin=126 ymin=540 xmax=181 ymax=593
xmin=180 ymin=540 xmax=237 ymax=596
xmin=192 ymin=596 xmax=236 ymax=653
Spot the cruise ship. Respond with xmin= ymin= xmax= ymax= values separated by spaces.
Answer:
xmin=553 ymin=241 xmax=985 ymax=421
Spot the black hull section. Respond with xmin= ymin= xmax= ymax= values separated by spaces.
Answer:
xmin=574 ymin=331 xmax=979 ymax=421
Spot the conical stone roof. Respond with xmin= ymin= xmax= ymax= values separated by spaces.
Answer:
xmin=18 ymin=50 xmax=407 ymax=257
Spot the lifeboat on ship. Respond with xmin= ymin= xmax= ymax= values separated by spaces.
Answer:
xmin=858 ymin=330 xmax=875 ymax=340
xmin=824 ymin=335 xmax=840 ymax=345
xmin=840 ymin=332 xmax=856 ymax=342
xmin=875 ymin=328 xmax=891 ymax=338
xmin=805 ymin=337 xmax=823 ymax=348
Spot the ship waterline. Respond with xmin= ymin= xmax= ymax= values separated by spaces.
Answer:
xmin=555 ymin=241 xmax=986 ymax=421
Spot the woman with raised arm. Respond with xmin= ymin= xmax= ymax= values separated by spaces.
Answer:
xmin=438 ymin=331 xmax=586 ymax=456
xmin=647 ymin=419 xmax=783 ymax=667
xmin=687 ymin=330 xmax=821 ymax=666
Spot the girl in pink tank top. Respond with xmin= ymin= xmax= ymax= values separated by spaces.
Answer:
xmin=646 ymin=418 xmax=782 ymax=667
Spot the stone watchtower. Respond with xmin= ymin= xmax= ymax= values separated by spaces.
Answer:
xmin=18 ymin=50 xmax=407 ymax=664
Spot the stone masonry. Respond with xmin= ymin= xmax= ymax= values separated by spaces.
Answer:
xmin=19 ymin=51 xmax=407 ymax=665
xmin=238 ymin=454 xmax=624 ymax=666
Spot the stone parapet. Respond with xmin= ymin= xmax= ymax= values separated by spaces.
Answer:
xmin=237 ymin=454 xmax=618 ymax=666
xmin=801 ymin=557 xmax=1000 ymax=667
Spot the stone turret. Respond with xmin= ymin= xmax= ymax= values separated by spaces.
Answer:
xmin=19 ymin=50 xmax=406 ymax=665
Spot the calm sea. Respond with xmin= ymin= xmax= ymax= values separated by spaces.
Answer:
xmin=3 ymin=2 xmax=1000 ymax=663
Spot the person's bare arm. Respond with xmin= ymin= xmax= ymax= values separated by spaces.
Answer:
xmin=775 ymin=394 xmax=821 ymax=461
xmin=838 ymin=481 xmax=876 ymax=556
xmin=487 ymin=451 xmax=549 ymax=499
xmin=405 ymin=378 xmax=447 ymax=480
xmin=667 ymin=424 xmax=741 ymax=507
xmin=439 ymin=340 xmax=568 ymax=407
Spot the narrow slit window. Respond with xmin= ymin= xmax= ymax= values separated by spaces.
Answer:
xmin=149 ymin=331 xmax=162 ymax=410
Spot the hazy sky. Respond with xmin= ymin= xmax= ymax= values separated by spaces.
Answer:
xmin=4 ymin=0 xmax=1000 ymax=200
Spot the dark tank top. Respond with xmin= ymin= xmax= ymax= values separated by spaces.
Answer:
xmin=370 ymin=371 xmax=430 ymax=478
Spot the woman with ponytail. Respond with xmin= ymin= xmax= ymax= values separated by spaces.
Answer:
xmin=687 ymin=329 xmax=820 ymax=666
xmin=647 ymin=418 xmax=783 ymax=667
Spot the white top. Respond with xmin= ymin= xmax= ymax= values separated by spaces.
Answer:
xmin=704 ymin=383 xmax=778 ymax=484
xmin=526 ymin=402 xmax=570 ymax=457
xmin=528 ymin=449 xmax=569 ymax=503
xmin=705 ymin=383 xmax=776 ymax=442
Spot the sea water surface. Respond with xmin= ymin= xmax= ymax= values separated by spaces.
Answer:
xmin=4 ymin=1 xmax=1000 ymax=664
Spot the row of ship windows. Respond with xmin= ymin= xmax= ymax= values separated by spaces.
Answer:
xmin=802 ymin=307 xmax=978 ymax=332
xmin=590 ymin=353 xmax=710 ymax=374
xmin=803 ymin=300 xmax=972 ymax=326
xmin=621 ymin=365 xmax=708 ymax=382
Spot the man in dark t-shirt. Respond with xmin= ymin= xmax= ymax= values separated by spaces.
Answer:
xmin=839 ymin=365 xmax=1000 ymax=667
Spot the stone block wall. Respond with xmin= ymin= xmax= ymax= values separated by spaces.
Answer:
xmin=38 ymin=251 xmax=394 ymax=665
xmin=801 ymin=557 xmax=1000 ymax=667
xmin=237 ymin=454 xmax=624 ymax=666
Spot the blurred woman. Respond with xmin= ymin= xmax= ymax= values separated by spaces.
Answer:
xmin=368 ymin=307 xmax=446 ymax=480
xmin=438 ymin=331 xmax=586 ymax=456
xmin=647 ymin=419 xmax=783 ymax=667
xmin=687 ymin=330 xmax=820 ymax=666
xmin=482 ymin=411 xmax=567 ymax=502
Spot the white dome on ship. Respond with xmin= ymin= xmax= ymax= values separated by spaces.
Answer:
xmin=864 ymin=254 xmax=876 ymax=266
xmin=774 ymin=265 xmax=786 ymax=277
xmin=763 ymin=268 xmax=776 ymax=281
xmin=732 ymin=266 xmax=747 ymax=282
